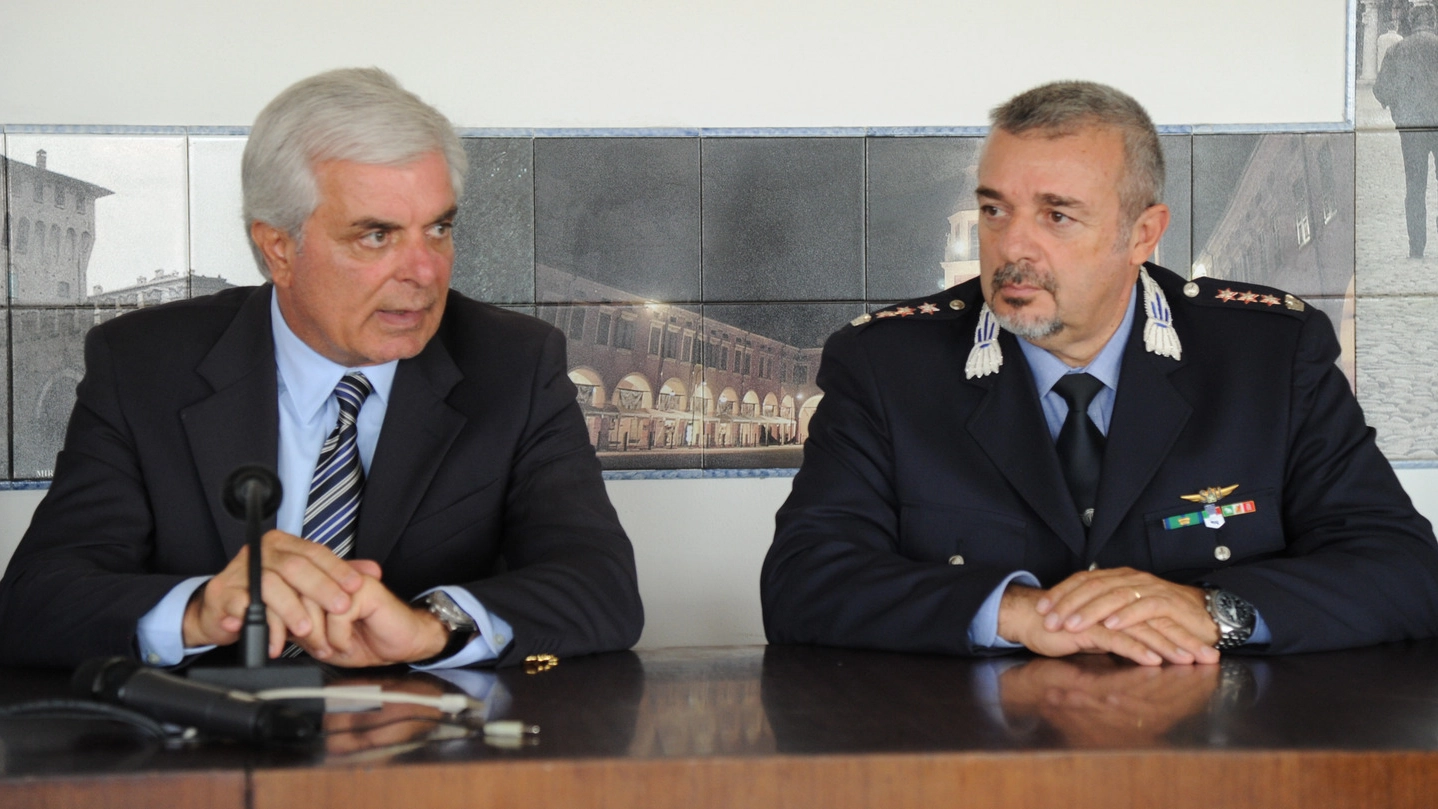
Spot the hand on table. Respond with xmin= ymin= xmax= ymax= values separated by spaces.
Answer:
xmin=290 ymin=573 xmax=449 ymax=668
xmin=998 ymin=570 xmax=1220 ymax=666
xmin=1037 ymin=567 xmax=1219 ymax=664
xmin=182 ymin=529 xmax=371 ymax=656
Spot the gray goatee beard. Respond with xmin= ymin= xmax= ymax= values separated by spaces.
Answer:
xmin=989 ymin=262 xmax=1063 ymax=341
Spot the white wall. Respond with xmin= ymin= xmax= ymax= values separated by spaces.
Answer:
xmin=3 ymin=0 xmax=1345 ymax=128
xmin=3 ymin=0 xmax=1413 ymax=651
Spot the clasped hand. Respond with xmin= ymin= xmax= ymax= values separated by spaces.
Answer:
xmin=998 ymin=567 xmax=1221 ymax=666
xmin=181 ymin=530 xmax=447 ymax=667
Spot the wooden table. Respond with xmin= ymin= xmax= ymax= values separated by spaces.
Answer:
xmin=4 ymin=643 xmax=1438 ymax=808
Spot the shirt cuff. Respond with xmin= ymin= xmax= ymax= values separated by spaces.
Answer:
xmin=969 ymin=571 xmax=1041 ymax=649
xmin=136 ymin=576 xmax=217 ymax=666
xmin=409 ymin=586 xmax=514 ymax=669
xmin=1247 ymin=611 xmax=1271 ymax=646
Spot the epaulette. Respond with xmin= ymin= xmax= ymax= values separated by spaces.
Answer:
xmin=847 ymin=284 xmax=980 ymax=329
xmin=1177 ymin=275 xmax=1310 ymax=319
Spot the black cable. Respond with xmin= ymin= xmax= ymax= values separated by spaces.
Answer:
xmin=0 ymin=698 xmax=176 ymax=741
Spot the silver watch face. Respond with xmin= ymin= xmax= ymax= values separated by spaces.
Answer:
xmin=426 ymin=591 xmax=477 ymax=633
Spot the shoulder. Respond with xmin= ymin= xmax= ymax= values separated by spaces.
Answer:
xmin=434 ymin=290 xmax=563 ymax=364
xmin=842 ymin=279 xmax=984 ymax=335
xmin=88 ymin=285 xmax=265 ymax=353
xmin=1147 ymin=263 xmax=1312 ymax=323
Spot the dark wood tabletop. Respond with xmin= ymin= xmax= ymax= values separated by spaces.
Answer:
xmin=4 ymin=642 xmax=1438 ymax=808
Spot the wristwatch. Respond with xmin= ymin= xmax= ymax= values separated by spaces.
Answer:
xmin=1204 ymin=587 xmax=1256 ymax=651
xmin=412 ymin=590 xmax=478 ymax=666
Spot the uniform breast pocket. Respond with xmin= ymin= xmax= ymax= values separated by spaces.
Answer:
xmin=898 ymin=501 xmax=1028 ymax=570
xmin=1144 ymin=488 xmax=1285 ymax=575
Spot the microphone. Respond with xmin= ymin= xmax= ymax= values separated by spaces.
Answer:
xmin=73 ymin=657 xmax=318 ymax=744
xmin=188 ymin=465 xmax=322 ymax=700
xmin=223 ymin=464 xmax=282 ymax=522
xmin=223 ymin=465 xmax=282 ymax=669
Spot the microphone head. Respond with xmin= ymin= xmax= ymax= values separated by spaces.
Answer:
xmin=72 ymin=656 xmax=138 ymax=700
xmin=223 ymin=465 xmax=283 ymax=520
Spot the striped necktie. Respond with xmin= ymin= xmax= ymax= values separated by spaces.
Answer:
xmin=303 ymin=372 xmax=374 ymax=559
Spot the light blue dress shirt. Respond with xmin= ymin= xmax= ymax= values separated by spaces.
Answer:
xmin=967 ymin=285 xmax=1268 ymax=648
xmin=135 ymin=290 xmax=512 ymax=667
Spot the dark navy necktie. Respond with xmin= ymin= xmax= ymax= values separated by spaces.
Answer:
xmin=1052 ymin=373 xmax=1106 ymax=528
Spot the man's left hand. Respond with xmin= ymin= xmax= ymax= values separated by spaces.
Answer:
xmin=292 ymin=575 xmax=450 ymax=667
xmin=1035 ymin=567 xmax=1221 ymax=664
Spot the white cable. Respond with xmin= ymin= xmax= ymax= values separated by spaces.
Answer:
xmin=255 ymin=686 xmax=477 ymax=715
xmin=254 ymin=686 xmax=538 ymax=738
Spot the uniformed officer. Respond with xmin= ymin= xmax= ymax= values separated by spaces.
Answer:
xmin=761 ymin=81 xmax=1438 ymax=663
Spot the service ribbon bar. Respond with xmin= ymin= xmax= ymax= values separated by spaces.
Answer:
xmin=1163 ymin=500 xmax=1257 ymax=530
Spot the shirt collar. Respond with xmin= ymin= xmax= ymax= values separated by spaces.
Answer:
xmin=1017 ymin=281 xmax=1137 ymax=397
xmin=271 ymin=290 xmax=398 ymax=425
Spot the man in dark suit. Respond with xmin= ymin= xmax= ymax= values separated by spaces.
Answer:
xmin=762 ymin=81 xmax=1438 ymax=663
xmin=0 ymin=68 xmax=643 ymax=669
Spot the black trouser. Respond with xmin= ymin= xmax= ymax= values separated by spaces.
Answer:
xmin=1399 ymin=129 xmax=1438 ymax=256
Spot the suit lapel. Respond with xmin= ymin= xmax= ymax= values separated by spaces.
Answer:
xmin=354 ymin=333 xmax=466 ymax=564
xmin=966 ymin=331 xmax=1088 ymax=559
xmin=1086 ymin=319 xmax=1191 ymax=557
xmin=180 ymin=287 xmax=280 ymax=558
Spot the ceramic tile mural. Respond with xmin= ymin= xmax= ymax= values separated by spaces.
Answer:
xmin=865 ymin=137 xmax=984 ymax=301
xmin=452 ymin=138 xmax=534 ymax=304
xmin=11 ymin=308 xmax=86 ymax=479
xmin=1191 ymin=132 xmax=1357 ymax=382
xmin=536 ymin=138 xmax=699 ymax=304
xmin=1357 ymin=0 xmax=1438 ymax=131
xmin=1157 ymin=134 xmax=1192 ymax=275
xmin=542 ymin=301 xmax=705 ymax=470
xmin=5 ymin=134 xmax=189 ymax=307
xmin=1356 ymin=129 xmax=1438 ymax=294
xmin=698 ymin=304 xmax=863 ymax=469
xmin=0 ymin=2 xmax=1436 ymax=477
xmin=189 ymin=136 xmax=263 ymax=289
xmin=1358 ymin=295 xmax=1438 ymax=460
xmin=701 ymin=138 xmax=864 ymax=302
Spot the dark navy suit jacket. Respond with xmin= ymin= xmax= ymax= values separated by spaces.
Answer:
xmin=0 ymin=285 xmax=643 ymax=668
xmin=762 ymin=264 xmax=1438 ymax=654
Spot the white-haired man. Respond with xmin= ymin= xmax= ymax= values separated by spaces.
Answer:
xmin=0 ymin=68 xmax=643 ymax=669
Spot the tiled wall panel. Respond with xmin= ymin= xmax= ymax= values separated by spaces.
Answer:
xmin=453 ymin=138 xmax=534 ymax=304
xmin=2 ymin=5 xmax=1437 ymax=478
xmin=701 ymin=138 xmax=864 ymax=303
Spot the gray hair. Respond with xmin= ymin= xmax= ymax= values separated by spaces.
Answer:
xmin=241 ymin=67 xmax=468 ymax=279
xmin=988 ymin=81 xmax=1164 ymax=229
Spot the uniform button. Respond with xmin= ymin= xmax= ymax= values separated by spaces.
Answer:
xmin=1183 ymin=281 xmax=1200 ymax=298
xmin=948 ymin=555 xmax=965 ymax=566
xmin=1214 ymin=545 xmax=1232 ymax=561
xmin=146 ymin=652 xmax=161 ymax=664
xmin=949 ymin=299 xmax=965 ymax=310
xmin=1082 ymin=508 xmax=1094 ymax=527
xmin=1088 ymin=562 xmax=1099 ymax=571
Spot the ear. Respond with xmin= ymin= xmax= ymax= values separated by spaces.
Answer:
xmin=250 ymin=220 xmax=297 ymax=287
xmin=1127 ymin=203 xmax=1170 ymax=266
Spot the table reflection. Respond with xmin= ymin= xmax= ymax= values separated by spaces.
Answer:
xmin=994 ymin=656 xmax=1220 ymax=747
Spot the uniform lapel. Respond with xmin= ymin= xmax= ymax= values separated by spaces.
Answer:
xmin=180 ymin=287 xmax=280 ymax=559
xmin=1085 ymin=318 xmax=1191 ymax=557
xmin=353 ymin=332 xmax=466 ymax=564
xmin=966 ymin=330 xmax=1088 ymax=559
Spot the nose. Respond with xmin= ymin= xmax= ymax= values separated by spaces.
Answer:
xmin=989 ymin=212 xmax=1040 ymax=266
xmin=396 ymin=232 xmax=451 ymax=286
